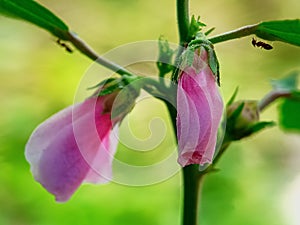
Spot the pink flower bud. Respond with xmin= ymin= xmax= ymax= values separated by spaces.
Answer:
xmin=177 ymin=47 xmax=224 ymax=167
xmin=25 ymin=93 xmax=120 ymax=202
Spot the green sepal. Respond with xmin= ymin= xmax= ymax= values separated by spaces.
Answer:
xmin=110 ymin=79 xmax=141 ymax=121
xmin=95 ymin=76 xmax=140 ymax=97
xmin=110 ymin=86 xmax=141 ymax=121
xmin=243 ymin=121 xmax=276 ymax=137
xmin=227 ymin=102 xmax=245 ymax=122
xmin=184 ymin=48 xmax=196 ymax=67
xmin=188 ymin=35 xmax=220 ymax=85
xmin=171 ymin=47 xmax=195 ymax=82
xmin=204 ymin=27 xmax=215 ymax=36
xmin=256 ymin=20 xmax=300 ymax=46
xmin=0 ymin=0 xmax=69 ymax=40
xmin=173 ymin=34 xmax=220 ymax=85
xmin=87 ymin=78 xmax=117 ymax=90
xmin=89 ymin=76 xmax=141 ymax=121
xmin=97 ymin=82 xmax=121 ymax=96
xmin=204 ymin=44 xmax=220 ymax=85
xmin=226 ymin=87 xmax=239 ymax=106
xmin=187 ymin=15 xmax=206 ymax=42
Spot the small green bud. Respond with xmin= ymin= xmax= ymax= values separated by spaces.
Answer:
xmin=227 ymin=100 xmax=259 ymax=129
xmin=226 ymin=100 xmax=260 ymax=140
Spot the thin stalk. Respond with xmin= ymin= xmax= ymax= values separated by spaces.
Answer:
xmin=67 ymin=31 xmax=134 ymax=77
xmin=258 ymin=90 xmax=292 ymax=112
xmin=208 ymin=24 xmax=258 ymax=44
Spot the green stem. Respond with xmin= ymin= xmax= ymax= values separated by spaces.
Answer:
xmin=182 ymin=165 xmax=205 ymax=225
xmin=177 ymin=0 xmax=190 ymax=45
xmin=67 ymin=31 xmax=134 ymax=77
xmin=208 ymin=24 xmax=258 ymax=44
xmin=258 ymin=90 xmax=292 ymax=112
xmin=164 ymin=99 xmax=177 ymax=137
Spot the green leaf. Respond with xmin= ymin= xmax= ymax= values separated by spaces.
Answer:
xmin=279 ymin=98 xmax=300 ymax=132
xmin=226 ymin=87 xmax=239 ymax=106
xmin=0 ymin=0 xmax=69 ymax=40
xmin=271 ymin=71 xmax=299 ymax=91
xmin=246 ymin=121 xmax=276 ymax=135
xmin=291 ymin=91 xmax=300 ymax=99
xmin=256 ymin=20 xmax=300 ymax=46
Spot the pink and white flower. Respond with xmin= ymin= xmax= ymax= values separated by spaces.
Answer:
xmin=177 ymin=47 xmax=224 ymax=167
xmin=25 ymin=93 xmax=120 ymax=202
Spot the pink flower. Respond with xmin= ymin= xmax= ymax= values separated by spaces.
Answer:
xmin=177 ymin=47 xmax=224 ymax=167
xmin=25 ymin=93 xmax=120 ymax=202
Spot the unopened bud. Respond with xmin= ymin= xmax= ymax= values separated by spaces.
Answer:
xmin=226 ymin=100 xmax=260 ymax=140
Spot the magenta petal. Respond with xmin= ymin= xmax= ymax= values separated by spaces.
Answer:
xmin=177 ymin=51 xmax=223 ymax=167
xmin=25 ymin=97 xmax=117 ymax=202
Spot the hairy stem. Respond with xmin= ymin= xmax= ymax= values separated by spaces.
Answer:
xmin=182 ymin=165 xmax=204 ymax=225
xmin=258 ymin=90 xmax=292 ymax=112
xmin=208 ymin=24 xmax=258 ymax=44
xmin=165 ymin=101 xmax=177 ymax=137
xmin=67 ymin=31 xmax=134 ymax=77
xmin=177 ymin=0 xmax=190 ymax=45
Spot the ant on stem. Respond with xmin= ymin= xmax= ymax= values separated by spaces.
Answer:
xmin=56 ymin=39 xmax=73 ymax=53
xmin=251 ymin=38 xmax=273 ymax=50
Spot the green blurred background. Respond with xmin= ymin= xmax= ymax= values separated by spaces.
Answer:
xmin=1 ymin=0 xmax=300 ymax=224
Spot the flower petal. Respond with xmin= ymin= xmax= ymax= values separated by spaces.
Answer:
xmin=25 ymin=97 xmax=117 ymax=202
xmin=177 ymin=49 xmax=223 ymax=167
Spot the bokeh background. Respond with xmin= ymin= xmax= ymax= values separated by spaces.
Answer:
xmin=1 ymin=0 xmax=300 ymax=224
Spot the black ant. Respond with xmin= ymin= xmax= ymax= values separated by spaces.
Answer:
xmin=56 ymin=39 xmax=73 ymax=53
xmin=251 ymin=38 xmax=273 ymax=50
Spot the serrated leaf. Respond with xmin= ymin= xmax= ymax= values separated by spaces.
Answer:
xmin=256 ymin=20 xmax=300 ymax=46
xmin=271 ymin=71 xmax=299 ymax=91
xmin=279 ymin=98 xmax=300 ymax=132
xmin=0 ymin=0 xmax=69 ymax=40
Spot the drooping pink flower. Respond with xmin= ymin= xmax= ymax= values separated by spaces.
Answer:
xmin=177 ymin=47 xmax=224 ymax=167
xmin=25 ymin=92 xmax=121 ymax=202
